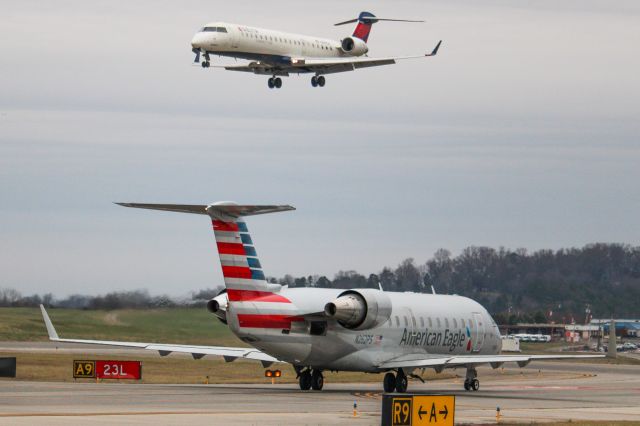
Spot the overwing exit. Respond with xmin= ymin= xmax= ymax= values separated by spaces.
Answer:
xmin=190 ymin=11 xmax=442 ymax=89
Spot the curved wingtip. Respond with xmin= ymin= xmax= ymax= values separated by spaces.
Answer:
xmin=39 ymin=304 xmax=59 ymax=340
xmin=426 ymin=40 xmax=442 ymax=56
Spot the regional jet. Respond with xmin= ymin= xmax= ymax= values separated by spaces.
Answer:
xmin=190 ymin=11 xmax=442 ymax=88
xmin=40 ymin=202 xmax=602 ymax=393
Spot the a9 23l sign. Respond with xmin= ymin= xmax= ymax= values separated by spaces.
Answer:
xmin=73 ymin=360 xmax=141 ymax=380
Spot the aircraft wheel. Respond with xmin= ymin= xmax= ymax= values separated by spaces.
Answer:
xmin=471 ymin=378 xmax=480 ymax=391
xmin=311 ymin=76 xmax=318 ymax=87
xmin=274 ymin=77 xmax=282 ymax=89
xmin=463 ymin=379 xmax=470 ymax=391
xmin=201 ymin=61 xmax=208 ymax=68
xmin=317 ymin=76 xmax=325 ymax=87
xmin=383 ymin=372 xmax=396 ymax=393
xmin=311 ymin=370 xmax=324 ymax=390
xmin=395 ymin=373 xmax=408 ymax=393
xmin=299 ymin=370 xmax=312 ymax=390
xmin=267 ymin=78 xmax=275 ymax=89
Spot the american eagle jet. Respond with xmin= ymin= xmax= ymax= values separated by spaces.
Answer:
xmin=190 ymin=11 xmax=442 ymax=89
xmin=40 ymin=202 xmax=603 ymax=393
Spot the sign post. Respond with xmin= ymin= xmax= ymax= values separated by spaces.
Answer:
xmin=381 ymin=394 xmax=455 ymax=426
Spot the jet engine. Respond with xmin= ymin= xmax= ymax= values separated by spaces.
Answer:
xmin=207 ymin=289 xmax=228 ymax=324
xmin=324 ymin=289 xmax=391 ymax=330
xmin=340 ymin=37 xmax=369 ymax=56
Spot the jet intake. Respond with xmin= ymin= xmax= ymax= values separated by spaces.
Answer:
xmin=324 ymin=289 xmax=391 ymax=330
xmin=340 ymin=37 xmax=368 ymax=56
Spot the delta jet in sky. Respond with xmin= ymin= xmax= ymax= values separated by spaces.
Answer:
xmin=190 ymin=11 xmax=442 ymax=89
xmin=40 ymin=202 xmax=603 ymax=393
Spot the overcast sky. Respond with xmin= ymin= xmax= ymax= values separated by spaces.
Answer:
xmin=1 ymin=0 xmax=639 ymax=297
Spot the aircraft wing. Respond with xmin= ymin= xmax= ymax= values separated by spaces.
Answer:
xmin=39 ymin=305 xmax=280 ymax=367
xmin=378 ymin=353 xmax=604 ymax=370
xmin=215 ymin=40 xmax=441 ymax=76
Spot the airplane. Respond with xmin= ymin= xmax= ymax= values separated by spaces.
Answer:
xmin=189 ymin=11 xmax=442 ymax=89
xmin=40 ymin=202 xmax=603 ymax=393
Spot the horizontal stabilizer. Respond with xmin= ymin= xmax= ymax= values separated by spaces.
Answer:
xmin=116 ymin=202 xmax=295 ymax=218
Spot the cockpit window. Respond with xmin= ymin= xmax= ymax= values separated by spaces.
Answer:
xmin=202 ymin=26 xmax=227 ymax=33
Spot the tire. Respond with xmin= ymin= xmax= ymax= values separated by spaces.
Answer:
xmin=395 ymin=374 xmax=408 ymax=393
xmin=463 ymin=380 xmax=470 ymax=391
xmin=268 ymin=78 xmax=274 ymax=89
xmin=311 ymin=370 xmax=324 ymax=391
xmin=299 ymin=371 xmax=311 ymax=390
xmin=471 ymin=379 xmax=479 ymax=391
xmin=201 ymin=62 xmax=207 ymax=68
xmin=311 ymin=76 xmax=318 ymax=87
xmin=274 ymin=77 xmax=282 ymax=89
xmin=317 ymin=76 xmax=325 ymax=87
xmin=383 ymin=372 xmax=396 ymax=393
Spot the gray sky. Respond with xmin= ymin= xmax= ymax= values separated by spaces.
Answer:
xmin=1 ymin=0 xmax=639 ymax=297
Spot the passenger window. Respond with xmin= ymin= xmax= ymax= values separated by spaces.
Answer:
xmin=461 ymin=318 xmax=465 ymax=328
xmin=428 ymin=317 xmax=433 ymax=327
xmin=445 ymin=318 xmax=449 ymax=328
xmin=420 ymin=317 xmax=424 ymax=327
xmin=411 ymin=316 xmax=416 ymax=327
xmin=404 ymin=317 xmax=408 ymax=327
xmin=453 ymin=319 xmax=458 ymax=328
xmin=395 ymin=316 xmax=400 ymax=327
xmin=437 ymin=318 xmax=441 ymax=328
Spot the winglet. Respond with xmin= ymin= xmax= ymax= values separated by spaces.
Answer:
xmin=426 ymin=40 xmax=442 ymax=57
xmin=40 ymin=304 xmax=59 ymax=340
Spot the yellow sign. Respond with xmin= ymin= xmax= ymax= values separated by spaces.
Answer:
xmin=384 ymin=395 xmax=454 ymax=426
xmin=73 ymin=360 xmax=96 ymax=378
xmin=411 ymin=396 xmax=454 ymax=426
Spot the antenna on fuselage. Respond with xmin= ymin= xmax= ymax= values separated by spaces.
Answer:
xmin=378 ymin=283 xmax=384 ymax=291
xmin=431 ymin=285 xmax=437 ymax=295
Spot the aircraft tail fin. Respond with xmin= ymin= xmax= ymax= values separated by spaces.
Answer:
xmin=116 ymin=202 xmax=295 ymax=296
xmin=335 ymin=11 xmax=424 ymax=43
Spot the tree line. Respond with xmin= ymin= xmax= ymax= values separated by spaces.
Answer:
xmin=2 ymin=243 xmax=638 ymax=320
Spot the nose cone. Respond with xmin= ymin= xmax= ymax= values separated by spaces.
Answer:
xmin=191 ymin=32 xmax=207 ymax=49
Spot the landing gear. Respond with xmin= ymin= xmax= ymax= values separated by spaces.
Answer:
xmin=311 ymin=75 xmax=326 ymax=87
xmin=464 ymin=368 xmax=480 ymax=391
xmin=383 ymin=372 xmax=396 ymax=392
xmin=311 ymin=370 xmax=324 ymax=391
xmin=268 ymin=77 xmax=283 ymax=89
xmin=299 ymin=370 xmax=311 ymax=390
xmin=395 ymin=370 xmax=408 ymax=393
xmin=201 ymin=61 xmax=210 ymax=68
xmin=382 ymin=369 xmax=408 ymax=393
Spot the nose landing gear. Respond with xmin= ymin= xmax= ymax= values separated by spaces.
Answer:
xmin=201 ymin=61 xmax=210 ymax=68
xmin=268 ymin=77 xmax=283 ymax=89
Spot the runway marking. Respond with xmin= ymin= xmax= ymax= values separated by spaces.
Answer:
xmin=0 ymin=410 xmax=380 ymax=418
xmin=352 ymin=391 xmax=381 ymax=400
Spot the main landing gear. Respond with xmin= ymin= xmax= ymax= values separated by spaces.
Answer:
xmin=201 ymin=61 xmax=210 ymax=68
xmin=268 ymin=77 xmax=283 ymax=89
xmin=311 ymin=75 xmax=326 ymax=88
xmin=298 ymin=369 xmax=323 ymax=391
xmin=383 ymin=369 xmax=408 ymax=393
xmin=463 ymin=367 xmax=480 ymax=391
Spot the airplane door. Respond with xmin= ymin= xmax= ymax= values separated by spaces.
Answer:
xmin=472 ymin=312 xmax=485 ymax=352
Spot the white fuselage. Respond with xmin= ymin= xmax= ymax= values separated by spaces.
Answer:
xmin=222 ymin=287 xmax=502 ymax=372
xmin=191 ymin=22 xmax=358 ymax=62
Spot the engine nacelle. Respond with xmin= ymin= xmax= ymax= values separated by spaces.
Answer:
xmin=207 ymin=291 xmax=228 ymax=324
xmin=324 ymin=289 xmax=391 ymax=330
xmin=340 ymin=37 xmax=369 ymax=56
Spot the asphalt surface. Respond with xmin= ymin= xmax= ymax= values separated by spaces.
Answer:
xmin=1 ymin=343 xmax=639 ymax=424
